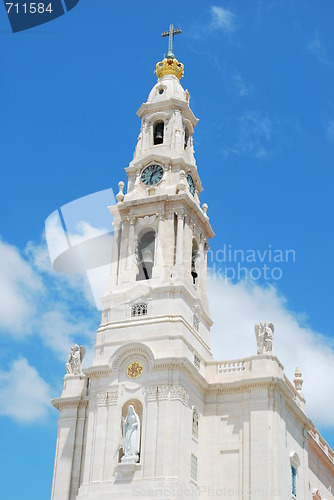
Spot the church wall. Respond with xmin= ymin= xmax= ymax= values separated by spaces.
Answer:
xmin=279 ymin=398 xmax=307 ymax=499
xmin=308 ymin=438 xmax=334 ymax=500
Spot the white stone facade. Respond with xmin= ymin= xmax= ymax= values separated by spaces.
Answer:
xmin=51 ymin=57 xmax=334 ymax=500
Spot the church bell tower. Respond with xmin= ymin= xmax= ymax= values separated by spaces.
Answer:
xmin=51 ymin=25 xmax=214 ymax=499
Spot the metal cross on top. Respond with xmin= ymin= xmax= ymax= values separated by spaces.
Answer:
xmin=162 ymin=23 xmax=182 ymax=59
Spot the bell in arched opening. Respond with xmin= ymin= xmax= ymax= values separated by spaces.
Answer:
xmin=136 ymin=231 xmax=155 ymax=281
xmin=153 ymin=121 xmax=164 ymax=145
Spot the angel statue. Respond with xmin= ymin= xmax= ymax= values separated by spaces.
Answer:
xmin=66 ymin=344 xmax=86 ymax=375
xmin=254 ymin=322 xmax=274 ymax=354
xmin=121 ymin=404 xmax=140 ymax=463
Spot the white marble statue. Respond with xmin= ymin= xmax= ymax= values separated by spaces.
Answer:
xmin=254 ymin=322 xmax=274 ymax=354
xmin=121 ymin=404 xmax=140 ymax=463
xmin=66 ymin=344 xmax=86 ymax=375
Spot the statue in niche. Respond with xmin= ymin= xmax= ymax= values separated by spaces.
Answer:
xmin=66 ymin=344 xmax=86 ymax=375
xmin=254 ymin=322 xmax=274 ymax=354
xmin=121 ymin=404 xmax=140 ymax=463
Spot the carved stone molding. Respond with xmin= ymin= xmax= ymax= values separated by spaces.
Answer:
xmin=156 ymin=210 xmax=165 ymax=221
xmin=170 ymin=385 xmax=189 ymax=405
xmin=52 ymin=398 xmax=89 ymax=411
xmin=145 ymin=386 xmax=158 ymax=401
xmin=137 ymin=215 xmax=156 ymax=226
xmin=127 ymin=215 xmax=136 ymax=225
xmin=158 ymin=385 xmax=170 ymax=399
xmin=144 ymin=384 xmax=189 ymax=405
xmin=107 ymin=390 xmax=119 ymax=405
xmin=95 ymin=391 xmax=108 ymax=406
xmin=111 ymin=343 xmax=155 ymax=372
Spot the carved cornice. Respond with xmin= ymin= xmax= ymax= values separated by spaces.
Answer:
xmin=52 ymin=397 xmax=89 ymax=411
xmin=170 ymin=384 xmax=190 ymax=405
xmin=156 ymin=210 xmax=165 ymax=221
xmin=107 ymin=390 xmax=119 ymax=405
xmin=127 ymin=215 xmax=136 ymax=225
xmin=95 ymin=391 xmax=108 ymax=406
xmin=144 ymin=384 xmax=189 ymax=405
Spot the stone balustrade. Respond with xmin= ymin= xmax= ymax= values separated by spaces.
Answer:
xmin=216 ymin=359 xmax=248 ymax=374
xmin=309 ymin=428 xmax=334 ymax=465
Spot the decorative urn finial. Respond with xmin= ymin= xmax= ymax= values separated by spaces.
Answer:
xmin=294 ymin=367 xmax=304 ymax=394
xmin=116 ymin=181 xmax=125 ymax=203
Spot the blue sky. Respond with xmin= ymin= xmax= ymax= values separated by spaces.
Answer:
xmin=1 ymin=1 xmax=334 ymax=498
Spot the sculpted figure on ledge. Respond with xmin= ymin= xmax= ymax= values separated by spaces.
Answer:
xmin=255 ymin=321 xmax=274 ymax=354
xmin=66 ymin=344 xmax=86 ymax=375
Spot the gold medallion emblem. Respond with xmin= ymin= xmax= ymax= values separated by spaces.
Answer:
xmin=127 ymin=361 xmax=143 ymax=379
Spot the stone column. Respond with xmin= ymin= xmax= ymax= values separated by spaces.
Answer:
xmin=108 ymin=220 xmax=122 ymax=288
xmin=143 ymin=388 xmax=159 ymax=478
xmin=176 ymin=212 xmax=185 ymax=266
xmin=164 ymin=211 xmax=175 ymax=269
xmin=51 ymin=404 xmax=79 ymax=500
xmin=118 ymin=218 xmax=129 ymax=282
xmin=173 ymin=109 xmax=184 ymax=150
xmin=69 ymin=402 xmax=88 ymax=499
xmin=91 ymin=392 xmax=108 ymax=482
xmin=172 ymin=212 xmax=185 ymax=280
xmin=103 ymin=390 xmax=119 ymax=480
xmin=126 ymin=216 xmax=136 ymax=270
xmin=152 ymin=211 xmax=165 ymax=280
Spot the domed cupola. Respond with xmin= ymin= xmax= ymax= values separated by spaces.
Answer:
xmin=133 ymin=24 xmax=198 ymax=166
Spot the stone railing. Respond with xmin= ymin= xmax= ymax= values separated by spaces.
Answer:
xmin=216 ymin=359 xmax=249 ymax=374
xmin=309 ymin=428 xmax=334 ymax=465
xmin=206 ymin=354 xmax=286 ymax=386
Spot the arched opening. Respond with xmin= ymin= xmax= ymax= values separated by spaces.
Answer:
xmin=119 ymin=399 xmax=143 ymax=463
xmin=191 ymin=238 xmax=199 ymax=285
xmin=153 ymin=121 xmax=164 ymax=145
xmin=184 ymin=127 xmax=189 ymax=149
xmin=136 ymin=230 xmax=155 ymax=281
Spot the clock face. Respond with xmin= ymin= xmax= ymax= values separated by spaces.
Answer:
xmin=187 ymin=173 xmax=195 ymax=196
xmin=141 ymin=164 xmax=164 ymax=186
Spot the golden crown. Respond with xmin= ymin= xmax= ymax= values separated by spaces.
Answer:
xmin=156 ymin=57 xmax=184 ymax=80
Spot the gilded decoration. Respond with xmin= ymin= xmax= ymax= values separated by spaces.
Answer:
xmin=156 ymin=58 xmax=184 ymax=80
xmin=127 ymin=361 xmax=143 ymax=379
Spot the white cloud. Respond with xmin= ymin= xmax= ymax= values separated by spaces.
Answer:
xmin=0 ymin=239 xmax=43 ymax=335
xmin=68 ymin=220 xmax=109 ymax=246
xmin=0 ymin=358 xmax=51 ymax=423
xmin=223 ymin=110 xmax=272 ymax=158
xmin=325 ymin=120 xmax=334 ymax=142
xmin=208 ymin=276 xmax=334 ymax=428
xmin=307 ymin=31 xmax=332 ymax=67
xmin=0 ymin=236 xmax=99 ymax=359
xmin=38 ymin=309 xmax=95 ymax=359
xmin=222 ymin=111 xmax=300 ymax=159
xmin=232 ymin=72 xmax=253 ymax=97
xmin=211 ymin=6 xmax=236 ymax=33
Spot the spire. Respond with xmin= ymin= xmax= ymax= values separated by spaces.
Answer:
xmin=156 ymin=23 xmax=184 ymax=80
xmin=162 ymin=23 xmax=182 ymax=59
